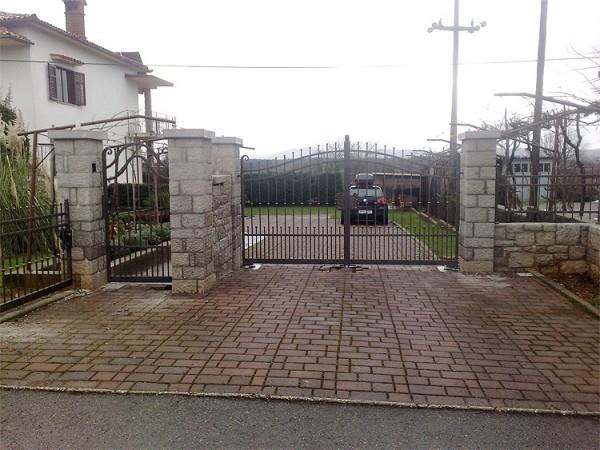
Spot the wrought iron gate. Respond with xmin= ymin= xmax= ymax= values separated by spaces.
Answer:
xmin=102 ymin=139 xmax=171 ymax=282
xmin=0 ymin=201 xmax=72 ymax=311
xmin=241 ymin=136 xmax=459 ymax=267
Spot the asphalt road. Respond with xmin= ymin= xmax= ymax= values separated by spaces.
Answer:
xmin=1 ymin=390 xmax=598 ymax=449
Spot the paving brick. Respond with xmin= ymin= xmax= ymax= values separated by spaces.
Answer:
xmin=387 ymin=393 xmax=413 ymax=403
xmin=0 ymin=265 xmax=597 ymax=414
xmin=24 ymin=363 xmax=61 ymax=372
xmin=92 ymin=372 xmax=117 ymax=382
xmin=337 ymin=381 xmax=371 ymax=391
xmin=483 ymin=389 xmax=524 ymax=400
xmin=0 ymin=370 xmax=28 ymax=380
xmin=410 ymin=385 xmax=445 ymax=396
xmin=125 ymin=373 xmax=162 ymax=383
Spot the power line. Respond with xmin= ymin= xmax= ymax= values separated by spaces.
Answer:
xmin=0 ymin=55 xmax=594 ymax=69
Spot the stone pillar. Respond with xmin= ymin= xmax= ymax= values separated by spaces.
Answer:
xmin=458 ymin=131 xmax=500 ymax=273
xmin=49 ymin=130 xmax=107 ymax=289
xmin=164 ymin=129 xmax=216 ymax=294
xmin=212 ymin=137 xmax=243 ymax=274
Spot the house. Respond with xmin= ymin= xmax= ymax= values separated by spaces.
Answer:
xmin=497 ymin=155 xmax=554 ymax=204
xmin=0 ymin=0 xmax=173 ymax=144
xmin=510 ymin=156 xmax=553 ymax=178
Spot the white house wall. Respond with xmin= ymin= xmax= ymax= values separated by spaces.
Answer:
xmin=0 ymin=24 xmax=141 ymax=144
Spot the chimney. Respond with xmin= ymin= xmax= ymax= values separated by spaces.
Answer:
xmin=63 ymin=0 xmax=87 ymax=39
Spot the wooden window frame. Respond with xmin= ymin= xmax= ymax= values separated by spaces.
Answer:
xmin=48 ymin=63 xmax=86 ymax=106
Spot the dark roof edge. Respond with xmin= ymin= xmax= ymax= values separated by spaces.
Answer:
xmin=0 ymin=26 xmax=34 ymax=45
xmin=0 ymin=15 xmax=148 ymax=71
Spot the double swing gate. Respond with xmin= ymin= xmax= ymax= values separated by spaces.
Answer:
xmin=241 ymin=136 xmax=459 ymax=267
xmin=102 ymin=139 xmax=171 ymax=282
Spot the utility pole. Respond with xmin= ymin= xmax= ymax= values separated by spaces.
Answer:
xmin=531 ymin=0 xmax=548 ymax=210
xmin=428 ymin=0 xmax=486 ymax=155
xmin=504 ymin=108 xmax=510 ymax=176
xmin=428 ymin=0 xmax=485 ymax=231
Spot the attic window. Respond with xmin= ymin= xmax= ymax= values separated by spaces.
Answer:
xmin=48 ymin=64 xmax=86 ymax=106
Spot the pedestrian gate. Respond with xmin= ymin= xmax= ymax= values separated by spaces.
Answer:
xmin=241 ymin=136 xmax=459 ymax=267
xmin=102 ymin=139 xmax=171 ymax=281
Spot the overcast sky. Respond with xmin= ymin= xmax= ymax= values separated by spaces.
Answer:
xmin=3 ymin=0 xmax=599 ymax=156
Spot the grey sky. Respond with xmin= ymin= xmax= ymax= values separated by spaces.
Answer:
xmin=3 ymin=0 xmax=599 ymax=156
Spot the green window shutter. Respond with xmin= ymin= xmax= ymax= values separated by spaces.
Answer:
xmin=48 ymin=64 xmax=58 ymax=100
xmin=74 ymin=72 xmax=86 ymax=106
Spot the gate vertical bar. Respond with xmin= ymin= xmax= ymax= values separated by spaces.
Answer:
xmin=343 ymin=135 xmax=351 ymax=266
xmin=240 ymin=155 xmax=248 ymax=265
xmin=101 ymin=147 xmax=112 ymax=281
xmin=454 ymin=151 xmax=460 ymax=266
xmin=64 ymin=199 xmax=73 ymax=282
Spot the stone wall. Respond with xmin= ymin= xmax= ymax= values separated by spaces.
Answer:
xmin=49 ymin=130 xmax=107 ymax=289
xmin=211 ymin=175 xmax=234 ymax=277
xmin=165 ymin=130 xmax=242 ymax=295
xmin=587 ymin=224 xmax=600 ymax=283
xmin=495 ymin=222 xmax=596 ymax=276
xmin=212 ymin=137 xmax=243 ymax=277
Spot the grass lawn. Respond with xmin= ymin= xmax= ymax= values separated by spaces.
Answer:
xmin=2 ymin=253 xmax=53 ymax=270
xmin=244 ymin=205 xmax=339 ymax=217
xmin=389 ymin=209 xmax=456 ymax=258
xmin=1 ymin=253 xmax=55 ymax=289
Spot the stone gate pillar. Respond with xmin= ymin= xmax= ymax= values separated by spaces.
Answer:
xmin=458 ymin=131 xmax=500 ymax=273
xmin=166 ymin=129 xmax=245 ymax=295
xmin=49 ymin=130 xmax=107 ymax=289
xmin=212 ymin=137 xmax=243 ymax=274
xmin=165 ymin=129 xmax=216 ymax=294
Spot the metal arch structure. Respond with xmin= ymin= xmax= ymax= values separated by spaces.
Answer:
xmin=102 ymin=139 xmax=171 ymax=282
xmin=241 ymin=136 xmax=459 ymax=267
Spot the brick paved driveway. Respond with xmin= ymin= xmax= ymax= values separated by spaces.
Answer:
xmin=1 ymin=266 xmax=598 ymax=413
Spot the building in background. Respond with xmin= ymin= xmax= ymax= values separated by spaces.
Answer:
xmin=0 ymin=0 xmax=173 ymax=145
xmin=508 ymin=155 xmax=553 ymax=204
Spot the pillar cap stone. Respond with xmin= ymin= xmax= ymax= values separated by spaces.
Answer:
xmin=213 ymin=136 xmax=243 ymax=146
xmin=163 ymin=128 xmax=215 ymax=139
xmin=48 ymin=130 xmax=107 ymax=141
xmin=459 ymin=130 xmax=502 ymax=141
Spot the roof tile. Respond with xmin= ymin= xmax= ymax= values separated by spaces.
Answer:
xmin=0 ymin=10 xmax=148 ymax=71
xmin=0 ymin=25 xmax=33 ymax=44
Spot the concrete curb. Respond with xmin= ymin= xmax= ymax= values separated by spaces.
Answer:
xmin=1 ymin=385 xmax=598 ymax=418
xmin=529 ymin=270 xmax=600 ymax=318
xmin=0 ymin=290 xmax=88 ymax=324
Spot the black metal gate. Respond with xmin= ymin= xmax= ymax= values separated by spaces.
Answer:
xmin=0 ymin=201 xmax=72 ymax=311
xmin=102 ymin=139 xmax=171 ymax=282
xmin=241 ymin=135 xmax=459 ymax=267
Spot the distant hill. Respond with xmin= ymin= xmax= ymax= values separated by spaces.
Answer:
xmin=581 ymin=147 xmax=600 ymax=164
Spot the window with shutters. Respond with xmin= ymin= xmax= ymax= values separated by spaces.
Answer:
xmin=48 ymin=64 xmax=86 ymax=106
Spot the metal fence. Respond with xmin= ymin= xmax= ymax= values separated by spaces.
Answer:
xmin=496 ymin=166 xmax=600 ymax=223
xmin=0 ymin=201 xmax=72 ymax=311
